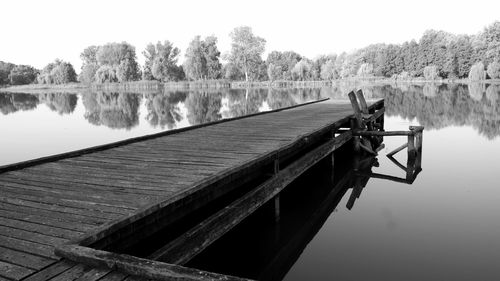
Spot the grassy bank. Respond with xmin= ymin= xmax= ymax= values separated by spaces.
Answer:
xmin=1 ymin=83 xmax=89 ymax=93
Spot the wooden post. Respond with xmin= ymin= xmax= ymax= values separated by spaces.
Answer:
xmin=407 ymin=133 xmax=416 ymax=157
xmin=331 ymin=153 xmax=335 ymax=184
xmin=355 ymin=89 xmax=369 ymax=114
xmin=351 ymin=118 xmax=361 ymax=153
xmin=348 ymin=91 xmax=364 ymax=129
xmin=348 ymin=91 xmax=363 ymax=153
xmin=274 ymin=158 xmax=280 ymax=223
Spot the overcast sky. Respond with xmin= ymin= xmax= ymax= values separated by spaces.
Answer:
xmin=1 ymin=0 xmax=499 ymax=71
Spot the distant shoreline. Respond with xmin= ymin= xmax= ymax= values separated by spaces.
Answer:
xmin=2 ymin=78 xmax=500 ymax=94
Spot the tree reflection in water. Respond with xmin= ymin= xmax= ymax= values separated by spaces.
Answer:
xmin=39 ymin=93 xmax=77 ymax=115
xmin=0 ymin=93 xmax=39 ymax=114
xmin=145 ymin=91 xmax=187 ymax=129
xmin=383 ymin=83 xmax=500 ymax=139
xmin=1 ymin=83 xmax=499 ymax=138
xmin=81 ymin=91 xmax=141 ymax=129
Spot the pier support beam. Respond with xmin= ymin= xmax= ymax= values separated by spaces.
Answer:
xmin=274 ymin=159 xmax=280 ymax=223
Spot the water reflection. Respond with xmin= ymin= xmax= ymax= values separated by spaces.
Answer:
xmin=39 ymin=93 xmax=77 ymax=115
xmin=1 ymin=83 xmax=499 ymax=138
xmin=81 ymin=92 xmax=141 ymax=129
xmin=381 ymin=83 xmax=500 ymax=139
xmin=0 ymin=93 xmax=39 ymax=114
xmin=145 ymin=91 xmax=187 ymax=129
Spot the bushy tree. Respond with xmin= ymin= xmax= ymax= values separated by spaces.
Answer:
xmin=486 ymin=61 xmax=500 ymax=79
xmin=184 ymin=35 xmax=222 ymax=80
xmin=0 ymin=61 xmax=15 ymax=85
xmin=204 ymin=36 xmax=222 ymax=79
xmin=79 ymin=46 xmax=99 ymax=83
xmin=144 ymin=41 xmax=183 ymax=82
xmin=267 ymin=63 xmax=281 ymax=81
xmin=292 ymin=59 xmax=312 ymax=81
xmin=227 ymin=26 xmax=266 ymax=82
xmin=469 ymin=62 xmax=486 ymax=81
xmin=9 ymin=65 xmax=38 ymax=85
xmin=80 ymin=42 xmax=139 ymax=83
xmin=38 ymin=59 xmax=77 ymax=84
xmin=320 ymin=59 xmax=337 ymax=80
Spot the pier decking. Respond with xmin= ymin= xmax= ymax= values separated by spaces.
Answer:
xmin=0 ymin=99 xmax=383 ymax=281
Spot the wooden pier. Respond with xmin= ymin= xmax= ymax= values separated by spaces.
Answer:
xmin=0 ymin=97 xmax=385 ymax=281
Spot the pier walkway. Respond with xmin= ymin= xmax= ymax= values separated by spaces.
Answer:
xmin=0 ymin=99 xmax=383 ymax=281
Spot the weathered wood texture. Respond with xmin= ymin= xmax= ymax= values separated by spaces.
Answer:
xmin=0 ymin=99 xmax=382 ymax=280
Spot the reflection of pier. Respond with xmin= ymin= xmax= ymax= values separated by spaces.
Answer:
xmin=0 ymin=92 xmax=390 ymax=280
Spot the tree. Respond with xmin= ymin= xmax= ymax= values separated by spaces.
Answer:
xmin=0 ymin=61 xmax=15 ymax=85
xmin=9 ymin=65 xmax=38 ymax=85
xmin=38 ymin=59 xmax=77 ymax=84
xmin=469 ymin=62 xmax=486 ymax=81
xmin=79 ymin=46 xmax=99 ymax=83
xmin=320 ymin=59 xmax=338 ymax=80
xmin=204 ymin=36 xmax=222 ymax=79
xmin=144 ymin=41 xmax=183 ymax=82
xmin=292 ymin=59 xmax=312 ymax=81
xmin=227 ymin=26 xmax=266 ymax=82
xmin=90 ymin=42 xmax=140 ymax=83
xmin=487 ymin=61 xmax=500 ymax=79
xmin=267 ymin=63 xmax=281 ymax=81
xmin=184 ymin=36 xmax=206 ymax=80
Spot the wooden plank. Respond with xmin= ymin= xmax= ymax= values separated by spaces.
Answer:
xmin=0 ymin=235 xmax=58 ymax=259
xmin=0 ymin=246 xmax=56 ymax=270
xmin=0 ymin=209 xmax=94 ymax=233
xmin=0 ymin=260 xmax=34 ymax=280
xmin=22 ymin=261 xmax=76 ymax=281
xmin=95 ymin=272 xmax=128 ymax=281
xmin=0 ymin=225 xmax=68 ymax=246
xmin=74 ymin=268 xmax=112 ymax=281
xmin=0 ymin=216 xmax=83 ymax=240
xmin=48 ymin=264 xmax=90 ymax=281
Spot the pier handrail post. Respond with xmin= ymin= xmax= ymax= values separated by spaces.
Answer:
xmin=348 ymin=91 xmax=364 ymax=153
xmin=355 ymin=89 xmax=369 ymax=114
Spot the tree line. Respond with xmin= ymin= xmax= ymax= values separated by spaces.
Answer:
xmin=1 ymin=21 xmax=500 ymax=87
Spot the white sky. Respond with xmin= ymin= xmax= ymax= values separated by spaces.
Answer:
xmin=1 ymin=0 xmax=499 ymax=71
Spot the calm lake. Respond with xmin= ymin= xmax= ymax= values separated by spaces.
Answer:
xmin=1 ymin=83 xmax=500 ymax=280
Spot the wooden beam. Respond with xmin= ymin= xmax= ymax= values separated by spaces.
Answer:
xmin=387 ymin=143 xmax=408 ymax=157
xmin=55 ymin=245 xmax=251 ymax=281
xmin=348 ymin=91 xmax=364 ymax=129
xmin=355 ymin=90 xmax=369 ymax=114
xmin=354 ymin=130 xmax=414 ymax=137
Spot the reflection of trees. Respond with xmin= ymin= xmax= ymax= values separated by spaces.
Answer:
xmin=0 ymin=93 xmax=39 ymax=114
xmin=185 ymin=91 xmax=222 ymax=125
xmin=39 ymin=93 xmax=77 ymax=115
xmin=81 ymin=92 xmax=141 ymax=129
xmin=468 ymin=83 xmax=486 ymax=101
xmin=267 ymin=88 xmax=322 ymax=109
xmin=383 ymin=83 xmax=500 ymax=139
xmin=223 ymin=89 xmax=267 ymax=118
xmin=145 ymin=91 xmax=187 ymax=129
xmin=422 ymin=83 xmax=438 ymax=97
